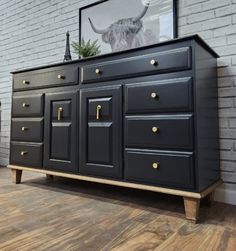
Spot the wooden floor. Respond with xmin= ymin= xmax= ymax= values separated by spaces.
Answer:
xmin=0 ymin=168 xmax=236 ymax=251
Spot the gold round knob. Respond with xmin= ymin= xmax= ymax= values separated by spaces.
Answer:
xmin=151 ymin=92 xmax=157 ymax=99
xmin=152 ymin=162 xmax=160 ymax=169
xmin=152 ymin=126 xmax=159 ymax=133
xmin=22 ymin=103 xmax=29 ymax=108
xmin=95 ymin=69 xmax=101 ymax=74
xmin=20 ymin=151 xmax=28 ymax=156
xmin=150 ymin=59 xmax=157 ymax=66
xmin=22 ymin=80 xmax=30 ymax=85
xmin=58 ymin=74 xmax=65 ymax=79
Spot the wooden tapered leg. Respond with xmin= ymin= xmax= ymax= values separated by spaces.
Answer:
xmin=46 ymin=174 xmax=54 ymax=180
xmin=201 ymin=192 xmax=214 ymax=206
xmin=11 ymin=169 xmax=22 ymax=184
xmin=183 ymin=197 xmax=200 ymax=223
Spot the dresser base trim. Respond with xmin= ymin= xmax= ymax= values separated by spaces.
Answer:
xmin=8 ymin=165 xmax=222 ymax=223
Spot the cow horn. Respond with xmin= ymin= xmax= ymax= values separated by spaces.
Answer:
xmin=88 ymin=18 xmax=108 ymax=34
xmin=133 ymin=3 xmax=149 ymax=22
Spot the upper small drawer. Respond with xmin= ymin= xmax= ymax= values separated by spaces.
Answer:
xmin=81 ymin=47 xmax=191 ymax=84
xmin=13 ymin=65 xmax=78 ymax=91
xmin=125 ymin=77 xmax=193 ymax=114
xmin=11 ymin=118 xmax=43 ymax=142
xmin=12 ymin=94 xmax=44 ymax=117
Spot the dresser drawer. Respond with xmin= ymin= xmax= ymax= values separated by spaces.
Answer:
xmin=11 ymin=118 xmax=43 ymax=142
xmin=125 ymin=150 xmax=194 ymax=189
xmin=10 ymin=142 xmax=43 ymax=167
xmin=125 ymin=115 xmax=193 ymax=150
xmin=13 ymin=65 xmax=78 ymax=91
xmin=12 ymin=94 xmax=44 ymax=117
xmin=81 ymin=47 xmax=191 ymax=84
xmin=125 ymin=77 xmax=193 ymax=114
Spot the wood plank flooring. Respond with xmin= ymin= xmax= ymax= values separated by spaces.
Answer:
xmin=0 ymin=167 xmax=235 ymax=251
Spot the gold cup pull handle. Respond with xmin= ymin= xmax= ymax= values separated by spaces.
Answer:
xmin=57 ymin=107 xmax=63 ymax=121
xmin=96 ymin=105 xmax=102 ymax=120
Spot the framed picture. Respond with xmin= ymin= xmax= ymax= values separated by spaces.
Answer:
xmin=79 ymin=0 xmax=177 ymax=56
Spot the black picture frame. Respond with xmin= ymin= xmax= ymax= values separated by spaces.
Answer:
xmin=79 ymin=0 xmax=178 ymax=56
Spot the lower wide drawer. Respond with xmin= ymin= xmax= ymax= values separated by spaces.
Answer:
xmin=10 ymin=142 xmax=43 ymax=167
xmin=125 ymin=149 xmax=194 ymax=189
xmin=125 ymin=114 xmax=193 ymax=150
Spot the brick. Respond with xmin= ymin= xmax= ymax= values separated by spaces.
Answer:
xmin=215 ymin=6 xmax=232 ymax=17
xmin=202 ymin=16 xmax=231 ymax=30
xmin=178 ymin=4 xmax=202 ymax=17
xmin=218 ymin=66 xmax=236 ymax=77
xmin=178 ymin=23 xmax=202 ymax=36
xmin=229 ymin=118 xmax=236 ymax=128
xmin=207 ymin=37 xmax=227 ymax=48
xmin=227 ymin=34 xmax=236 ymax=45
xmin=214 ymin=24 xmax=236 ymax=37
xmin=233 ymin=14 xmax=236 ymax=24
xmin=219 ymin=118 xmax=229 ymax=128
xmin=197 ymin=30 xmax=213 ymax=39
xmin=217 ymin=57 xmax=231 ymax=67
xmin=232 ymin=56 xmax=236 ymax=65
xmin=219 ymin=139 xmax=234 ymax=150
xmin=220 ymin=161 xmax=236 ymax=172
xmin=202 ymin=0 xmax=231 ymax=11
xmin=187 ymin=10 xmax=215 ymax=24
xmin=220 ymin=149 xmax=236 ymax=161
xmin=218 ymin=87 xmax=236 ymax=97
xmin=219 ymin=97 xmax=233 ymax=108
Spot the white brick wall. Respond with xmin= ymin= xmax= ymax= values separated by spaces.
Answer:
xmin=179 ymin=0 xmax=236 ymax=204
xmin=0 ymin=0 xmax=236 ymax=204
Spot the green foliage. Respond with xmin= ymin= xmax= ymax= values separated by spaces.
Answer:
xmin=72 ymin=38 xmax=101 ymax=58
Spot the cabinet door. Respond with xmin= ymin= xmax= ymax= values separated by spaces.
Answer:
xmin=44 ymin=92 xmax=77 ymax=172
xmin=80 ymin=85 xmax=122 ymax=178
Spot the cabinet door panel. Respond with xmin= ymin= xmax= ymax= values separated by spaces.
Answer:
xmin=87 ymin=122 xmax=112 ymax=165
xmin=44 ymin=92 xmax=77 ymax=172
xmin=80 ymin=85 xmax=122 ymax=178
xmin=51 ymin=122 xmax=71 ymax=161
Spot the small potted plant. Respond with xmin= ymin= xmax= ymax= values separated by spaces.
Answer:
xmin=72 ymin=38 xmax=101 ymax=58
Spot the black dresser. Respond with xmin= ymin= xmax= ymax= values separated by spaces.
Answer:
xmin=9 ymin=35 xmax=221 ymax=222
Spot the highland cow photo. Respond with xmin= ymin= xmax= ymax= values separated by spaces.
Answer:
xmin=79 ymin=0 xmax=177 ymax=55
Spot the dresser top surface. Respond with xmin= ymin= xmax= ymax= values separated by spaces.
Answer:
xmin=11 ymin=34 xmax=219 ymax=74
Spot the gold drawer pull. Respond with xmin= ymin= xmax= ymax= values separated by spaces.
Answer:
xmin=152 ymin=126 xmax=159 ymax=133
xmin=22 ymin=80 xmax=30 ymax=85
xmin=22 ymin=103 xmax=30 ymax=108
xmin=95 ymin=69 xmax=102 ymax=75
xmin=20 ymin=151 xmax=28 ymax=156
xmin=57 ymin=107 xmax=63 ymax=121
xmin=21 ymin=127 xmax=28 ymax=131
xmin=57 ymin=74 xmax=65 ymax=79
xmin=96 ymin=105 xmax=102 ymax=120
xmin=151 ymin=92 xmax=158 ymax=99
xmin=150 ymin=59 xmax=158 ymax=66
xmin=152 ymin=162 xmax=160 ymax=169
